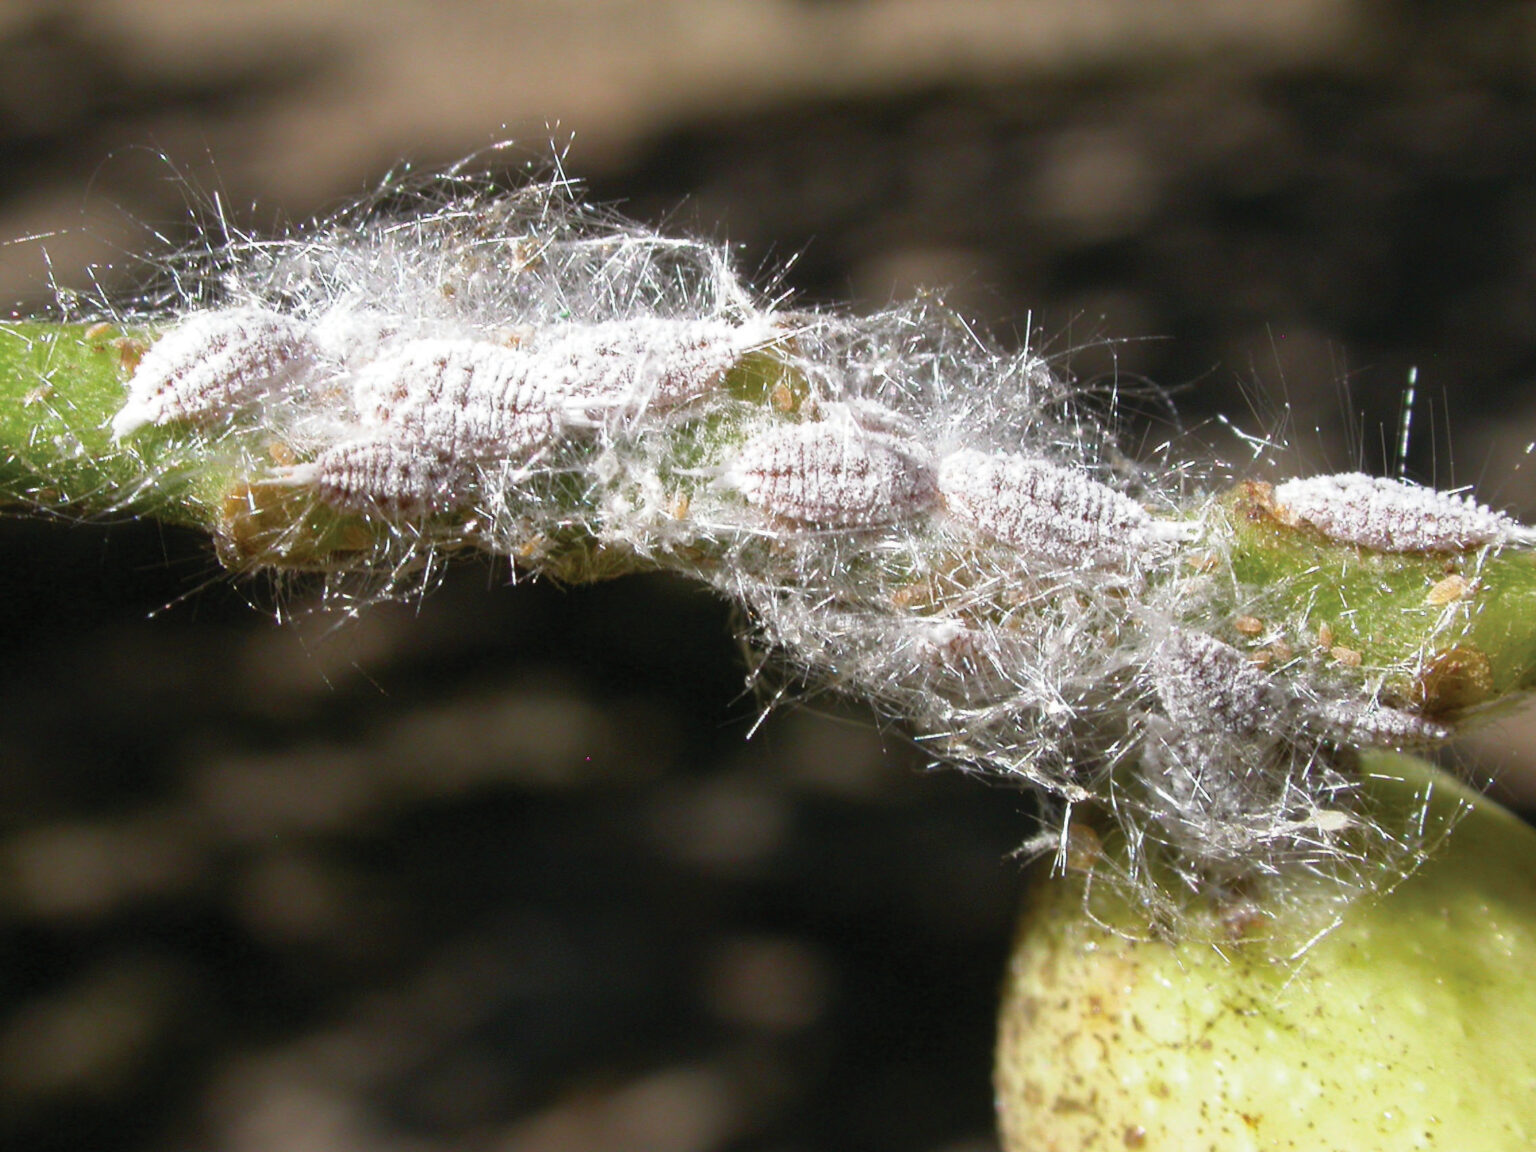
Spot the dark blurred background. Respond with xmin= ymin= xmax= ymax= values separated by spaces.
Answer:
xmin=3 ymin=3 xmax=1536 ymax=1150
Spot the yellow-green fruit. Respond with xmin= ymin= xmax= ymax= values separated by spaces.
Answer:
xmin=995 ymin=752 xmax=1536 ymax=1150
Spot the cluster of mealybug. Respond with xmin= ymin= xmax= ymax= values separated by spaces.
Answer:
xmin=105 ymin=163 xmax=1528 ymax=911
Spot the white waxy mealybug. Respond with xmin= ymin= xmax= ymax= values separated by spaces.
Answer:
xmin=303 ymin=440 xmax=464 ymax=513
xmin=1153 ymin=631 xmax=1450 ymax=750
xmin=351 ymin=319 xmax=770 ymax=459
xmin=112 ymin=308 xmax=314 ymax=440
xmin=1272 ymin=473 xmax=1520 ymax=553
xmin=526 ymin=317 xmax=778 ymax=420
xmin=1150 ymin=630 xmax=1275 ymax=738
xmin=349 ymin=339 xmax=566 ymax=461
xmin=937 ymin=449 xmax=1161 ymax=571
xmin=304 ymin=317 xmax=775 ymax=511
xmin=729 ymin=412 xmax=938 ymax=527
xmin=1306 ymin=699 xmax=1451 ymax=747
xmin=1140 ymin=631 xmax=1288 ymax=859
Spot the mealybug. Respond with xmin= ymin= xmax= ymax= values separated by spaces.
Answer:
xmin=937 ymin=449 xmax=1161 ymax=571
xmin=529 ymin=317 xmax=778 ymax=420
xmin=301 ymin=439 xmax=464 ymax=514
xmin=112 ymin=307 xmax=315 ymax=439
xmin=1150 ymin=630 xmax=1275 ymax=738
xmin=729 ymin=412 xmax=938 ymax=528
xmin=1272 ymin=473 xmax=1518 ymax=553
xmin=348 ymin=339 xmax=566 ymax=461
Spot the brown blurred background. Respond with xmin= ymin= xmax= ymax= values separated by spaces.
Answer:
xmin=3 ymin=3 xmax=1536 ymax=1150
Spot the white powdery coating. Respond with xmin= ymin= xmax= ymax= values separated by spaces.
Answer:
xmin=524 ymin=316 xmax=776 ymax=419
xmin=1308 ymin=699 xmax=1451 ymax=747
xmin=307 ymin=441 xmax=461 ymax=514
xmin=113 ymin=307 xmax=313 ymax=439
xmin=937 ymin=449 xmax=1157 ymax=570
xmin=730 ymin=416 xmax=938 ymax=527
xmin=1151 ymin=631 xmax=1274 ymax=738
xmin=350 ymin=338 xmax=565 ymax=461
xmin=1273 ymin=472 xmax=1514 ymax=552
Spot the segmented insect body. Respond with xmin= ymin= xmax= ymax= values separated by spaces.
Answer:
xmin=349 ymin=338 xmax=564 ymax=461
xmin=310 ymin=335 xmax=553 ymax=512
xmin=306 ymin=440 xmax=463 ymax=514
xmin=1139 ymin=631 xmax=1297 ymax=857
xmin=526 ymin=317 xmax=776 ymax=420
xmin=112 ymin=308 xmax=314 ymax=439
xmin=1306 ymin=698 xmax=1451 ymax=747
xmin=937 ymin=449 xmax=1157 ymax=571
xmin=1273 ymin=473 xmax=1517 ymax=553
xmin=730 ymin=413 xmax=939 ymax=527
xmin=1150 ymin=631 xmax=1275 ymax=738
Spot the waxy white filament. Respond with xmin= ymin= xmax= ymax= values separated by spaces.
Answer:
xmin=101 ymin=164 xmax=1525 ymax=908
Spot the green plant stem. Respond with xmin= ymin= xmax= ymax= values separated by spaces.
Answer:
xmin=8 ymin=318 xmax=1536 ymax=726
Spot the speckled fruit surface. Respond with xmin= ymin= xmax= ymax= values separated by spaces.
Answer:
xmin=995 ymin=752 xmax=1536 ymax=1151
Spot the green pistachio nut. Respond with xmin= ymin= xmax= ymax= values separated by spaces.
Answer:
xmin=995 ymin=750 xmax=1536 ymax=1150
